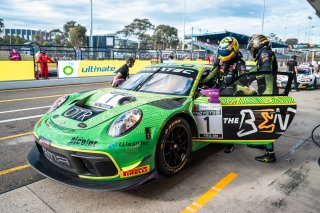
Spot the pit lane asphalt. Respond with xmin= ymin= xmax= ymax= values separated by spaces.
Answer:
xmin=0 ymin=85 xmax=320 ymax=213
xmin=0 ymin=83 xmax=107 ymax=193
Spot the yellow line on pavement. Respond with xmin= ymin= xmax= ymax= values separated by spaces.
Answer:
xmin=0 ymin=164 xmax=30 ymax=176
xmin=181 ymin=172 xmax=238 ymax=213
xmin=0 ymin=82 xmax=106 ymax=93
xmin=0 ymin=94 xmax=69 ymax=103
xmin=0 ymin=132 xmax=33 ymax=141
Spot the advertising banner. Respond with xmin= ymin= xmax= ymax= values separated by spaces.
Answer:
xmin=0 ymin=61 xmax=35 ymax=81
xmin=58 ymin=60 xmax=152 ymax=78
xmin=58 ymin=61 xmax=80 ymax=78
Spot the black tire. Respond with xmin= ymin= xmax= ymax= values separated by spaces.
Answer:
xmin=311 ymin=125 xmax=320 ymax=147
xmin=156 ymin=117 xmax=192 ymax=176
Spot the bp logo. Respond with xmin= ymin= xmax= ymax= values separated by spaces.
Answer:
xmin=63 ymin=66 xmax=74 ymax=75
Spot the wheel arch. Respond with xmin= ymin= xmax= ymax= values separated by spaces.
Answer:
xmin=167 ymin=112 xmax=199 ymax=138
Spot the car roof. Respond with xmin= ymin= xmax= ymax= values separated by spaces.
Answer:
xmin=151 ymin=62 xmax=212 ymax=70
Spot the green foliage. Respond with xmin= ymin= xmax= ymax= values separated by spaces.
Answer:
xmin=63 ymin=21 xmax=76 ymax=39
xmin=0 ymin=18 xmax=4 ymax=34
xmin=69 ymin=25 xmax=87 ymax=47
xmin=117 ymin=18 xmax=154 ymax=48
xmin=152 ymin=25 xmax=179 ymax=49
xmin=285 ymin=38 xmax=298 ymax=45
xmin=0 ymin=35 xmax=26 ymax=44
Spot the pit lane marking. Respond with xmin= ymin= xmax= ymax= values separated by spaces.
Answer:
xmin=0 ymin=164 xmax=30 ymax=176
xmin=0 ymin=94 xmax=69 ymax=103
xmin=181 ymin=172 xmax=238 ymax=213
xmin=0 ymin=132 xmax=33 ymax=141
xmin=0 ymin=115 xmax=43 ymax=124
xmin=0 ymin=82 xmax=106 ymax=93
xmin=0 ymin=106 xmax=50 ymax=114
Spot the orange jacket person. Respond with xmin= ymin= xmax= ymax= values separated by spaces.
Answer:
xmin=37 ymin=50 xmax=54 ymax=79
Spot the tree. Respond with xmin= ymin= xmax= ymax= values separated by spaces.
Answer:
xmin=117 ymin=18 xmax=154 ymax=48
xmin=69 ymin=24 xmax=87 ymax=47
xmin=63 ymin=21 xmax=76 ymax=39
xmin=0 ymin=18 xmax=4 ymax=34
xmin=285 ymin=38 xmax=298 ymax=45
xmin=269 ymin=33 xmax=276 ymax=41
xmin=152 ymin=25 xmax=179 ymax=49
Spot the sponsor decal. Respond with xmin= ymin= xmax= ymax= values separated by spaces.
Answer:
xmin=68 ymin=137 xmax=98 ymax=147
xmin=63 ymin=106 xmax=95 ymax=122
xmin=223 ymin=117 xmax=239 ymax=124
xmin=81 ymin=65 xmax=116 ymax=73
xmin=237 ymin=107 xmax=296 ymax=137
xmin=43 ymin=147 xmax=70 ymax=166
xmin=63 ymin=66 xmax=74 ymax=75
xmin=39 ymin=137 xmax=52 ymax=149
xmin=119 ymin=141 xmax=149 ymax=147
xmin=120 ymin=165 xmax=150 ymax=178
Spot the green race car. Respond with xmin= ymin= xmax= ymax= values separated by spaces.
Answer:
xmin=28 ymin=63 xmax=297 ymax=191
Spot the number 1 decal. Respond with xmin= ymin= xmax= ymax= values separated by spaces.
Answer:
xmin=204 ymin=116 xmax=210 ymax=133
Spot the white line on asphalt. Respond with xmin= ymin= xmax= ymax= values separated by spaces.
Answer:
xmin=0 ymin=115 xmax=43 ymax=124
xmin=0 ymin=106 xmax=50 ymax=114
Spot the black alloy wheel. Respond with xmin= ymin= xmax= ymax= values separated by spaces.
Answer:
xmin=156 ymin=118 xmax=192 ymax=176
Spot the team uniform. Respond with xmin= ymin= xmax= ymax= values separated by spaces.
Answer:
xmin=37 ymin=51 xmax=54 ymax=79
xmin=286 ymin=58 xmax=299 ymax=91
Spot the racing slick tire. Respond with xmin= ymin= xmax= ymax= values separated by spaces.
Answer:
xmin=156 ymin=117 xmax=192 ymax=176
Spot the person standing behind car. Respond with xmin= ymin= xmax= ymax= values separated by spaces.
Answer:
xmin=246 ymin=34 xmax=278 ymax=163
xmin=247 ymin=34 xmax=278 ymax=95
xmin=37 ymin=49 xmax=54 ymax=79
xmin=112 ymin=57 xmax=135 ymax=87
xmin=286 ymin=55 xmax=299 ymax=92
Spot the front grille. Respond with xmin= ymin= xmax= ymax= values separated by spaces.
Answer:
xmin=35 ymin=140 xmax=118 ymax=177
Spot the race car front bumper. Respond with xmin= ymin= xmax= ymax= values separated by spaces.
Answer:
xmin=27 ymin=145 xmax=159 ymax=191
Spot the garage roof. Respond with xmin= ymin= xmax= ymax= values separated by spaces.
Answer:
xmin=193 ymin=31 xmax=288 ymax=48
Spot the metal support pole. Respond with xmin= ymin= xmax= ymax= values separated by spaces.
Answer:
xmin=262 ymin=0 xmax=265 ymax=34
xmin=182 ymin=0 xmax=186 ymax=50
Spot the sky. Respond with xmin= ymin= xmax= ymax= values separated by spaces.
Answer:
xmin=1 ymin=0 xmax=320 ymax=43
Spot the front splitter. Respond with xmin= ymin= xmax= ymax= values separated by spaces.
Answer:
xmin=27 ymin=145 xmax=158 ymax=191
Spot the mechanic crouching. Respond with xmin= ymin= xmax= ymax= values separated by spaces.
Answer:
xmin=202 ymin=36 xmax=246 ymax=153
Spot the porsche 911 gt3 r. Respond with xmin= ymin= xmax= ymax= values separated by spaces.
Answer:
xmin=277 ymin=67 xmax=320 ymax=89
xmin=28 ymin=63 xmax=296 ymax=191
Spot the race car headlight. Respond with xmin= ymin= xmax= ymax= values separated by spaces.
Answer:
xmin=47 ymin=96 xmax=68 ymax=114
xmin=108 ymin=109 xmax=142 ymax=137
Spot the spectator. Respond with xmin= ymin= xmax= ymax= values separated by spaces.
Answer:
xmin=9 ymin=48 xmax=22 ymax=61
xmin=37 ymin=49 xmax=55 ymax=79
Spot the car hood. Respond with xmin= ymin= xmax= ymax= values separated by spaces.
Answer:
xmin=49 ymin=88 xmax=184 ymax=130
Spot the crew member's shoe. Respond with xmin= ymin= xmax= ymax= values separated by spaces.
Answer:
xmin=224 ymin=145 xmax=234 ymax=153
xmin=255 ymin=152 xmax=276 ymax=163
xmin=247 ymin=144 xmax=265 ymax=150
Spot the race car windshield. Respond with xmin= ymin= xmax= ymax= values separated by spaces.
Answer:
xmin=137 ymin=73 xmax=194 ymax=96
xmin=298 ymin=69 xmax=311 ymax=75
xmin=119 ymin=67 xmax=197 ymax=96
xmin=119 ymin=73 xmax=153 ymax=90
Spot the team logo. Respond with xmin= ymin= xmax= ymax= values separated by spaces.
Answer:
xmin=63 ymin=66 xmax=74 ymax=75
xmin=39 ymin=137 xmax=52 ymax=149
xmin=120 ymin=165 xmax=150 ymax=178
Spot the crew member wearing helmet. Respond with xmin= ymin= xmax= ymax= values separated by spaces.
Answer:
xmin=112 ymin=57 xmax=135 ymax=87
xmin=202 ymin=36 xmax=246 ymax=153
xmin=246 ymin=34 xmax=278 ymax=163
xmin=36 ymin=49 xmax=55 ymax=79
xmin=247 ymin=34 xmax=278 ymax=95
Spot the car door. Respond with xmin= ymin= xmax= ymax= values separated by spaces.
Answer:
xmin=192 ymin=71 xmax=297 ymax=144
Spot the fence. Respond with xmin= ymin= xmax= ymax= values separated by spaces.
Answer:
xmin=0 ymin=44 xmax=34 ymax=61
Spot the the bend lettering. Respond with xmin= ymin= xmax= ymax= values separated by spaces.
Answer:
xmin=237 ymin=107 xmax=296 ymax=137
